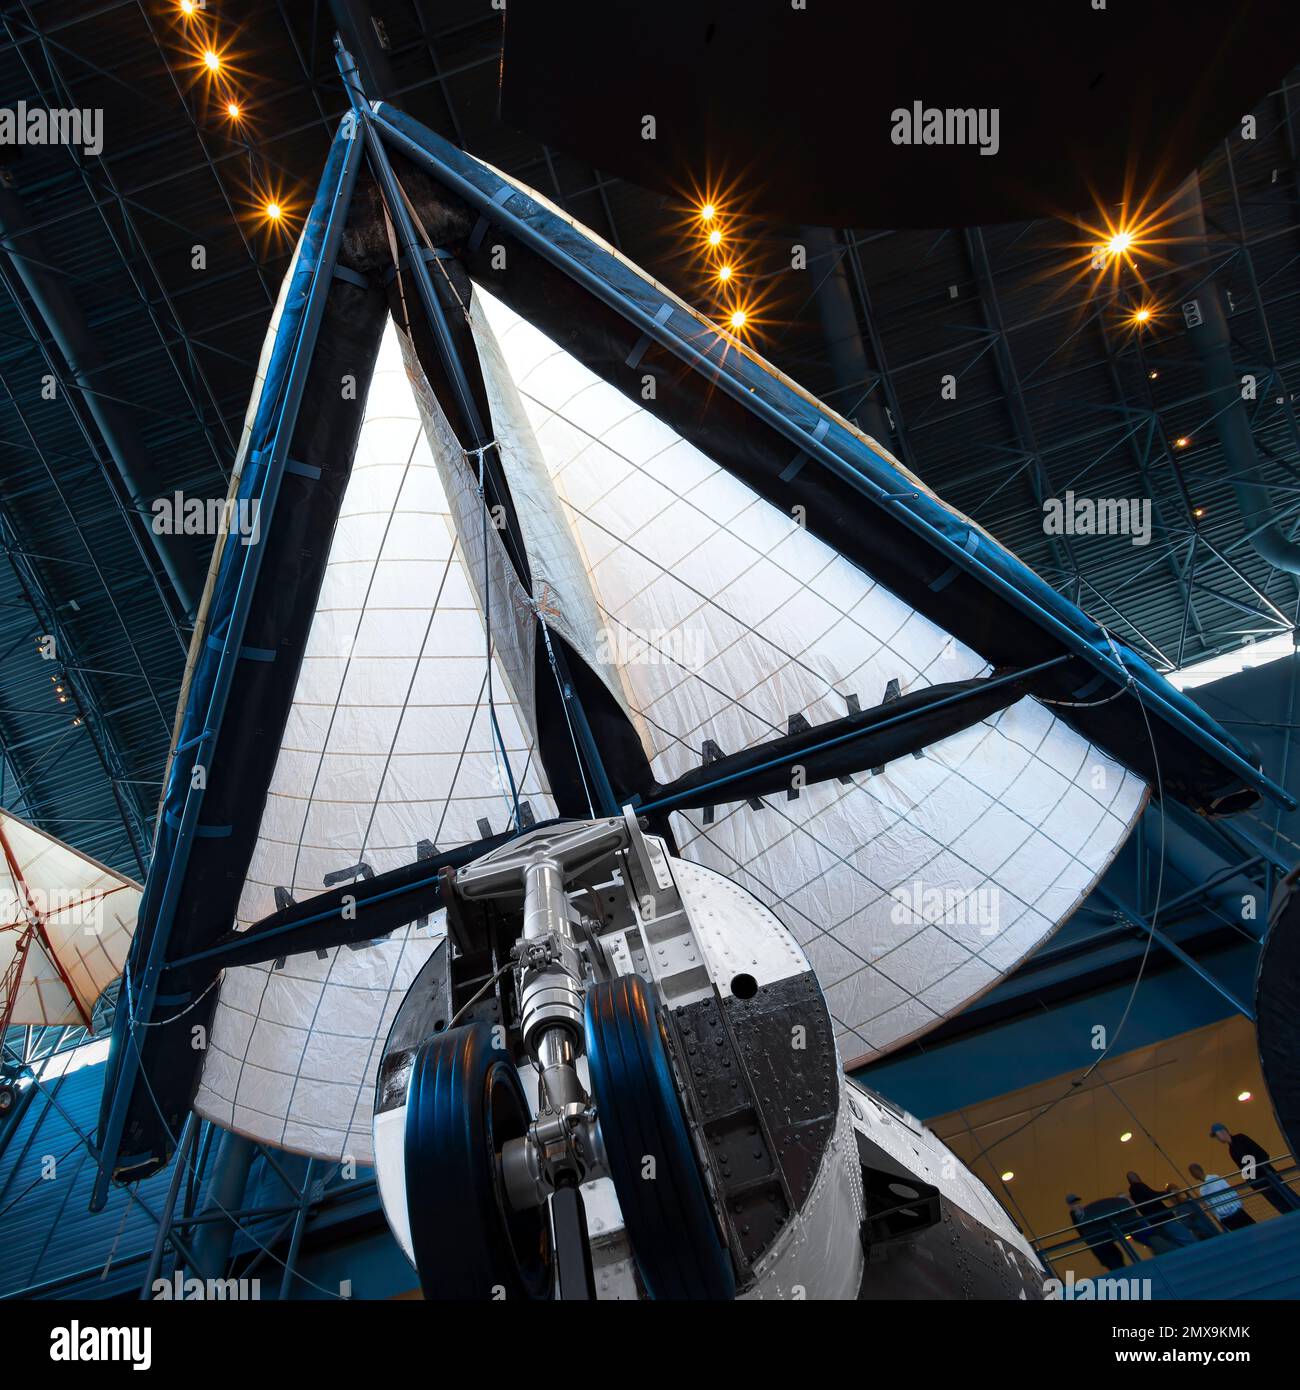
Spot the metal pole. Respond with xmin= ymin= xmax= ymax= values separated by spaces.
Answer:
xmin=139 ymin=1111 xmax=197 ymax=1298
xmin=92 ymin=118 xmax=368 ymax=1210
xmin=189 ymin=1130 xmax=257 ymax=1280
xmin=1096 ymin=885 xmax=1256 ymax=1020
xmin=278 ymin=1158 xmax=316 ymax=1300
xmin=343 ymin=45 xmax=618 ymax=813
xmin=1146 ymin=923 xmax=1256 ymax=1022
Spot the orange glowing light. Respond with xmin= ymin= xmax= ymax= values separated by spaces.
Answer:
xmin=203 ymin=48 xmax=221 ymax=73
xmin=1238 ymin=1090 xmax=1253 ymax=1102
xmin=717 ymin=264 xmax=734 ymax=283
xmin=729 ymin=309 xmax=747 ymax=329
xmin=1106 ymin=229 xmax=1135 ymax=257
xmin=707 ymin=227 xmax=723 ymax=247
xmin=700 ymin=203 xmax=716 ymax=221
xmin=248 ymin=181 xmax=296 ymax=239
xmin=1175 ymin=436 xmax=1191 ymax=449
xmin=226 ymin=101 xmax=242 ymax=120
xmin=1130 ymin=305 xmax=1153 ymax=325
xmin=1045 ymin=181 xmax=1192 ymax=314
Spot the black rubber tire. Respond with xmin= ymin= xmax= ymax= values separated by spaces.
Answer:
xmin=404 ymin=1022 xmax=550 ymax=1300
xmin=585 ymin=974 xmax=736 ymax=1299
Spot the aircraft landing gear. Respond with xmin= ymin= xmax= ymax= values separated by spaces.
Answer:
xmin=404 ymin=1023 xmax=550 ymax=1300
xmin=585 ymin=974 xmax=736 ymax=1300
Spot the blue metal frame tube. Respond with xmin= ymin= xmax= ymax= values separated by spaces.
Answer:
xmin=370 ymin=105 xmax=1293 ymax=814
xmin=638 ymin=654 xmax=1072 ymax=815
xmin=92 ymin=119 xmax=369 ymax=1210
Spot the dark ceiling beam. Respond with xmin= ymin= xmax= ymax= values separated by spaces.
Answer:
xmin=964 ymin=226 xmax=1084 ymax=601
xmin=839 ymin=232 xmax=917 ymax=475
xmin=0 ymin=505 xmax=149 ymax=874
xmin=1176 ymin=172 xmax=1300 ymax=578
xmin=329 ymin=0 xmax=400 ymax=101
xmin=0 ymin=188 xmax=205 ymax=619
xmin=1095 ymin=318 xmax=1204 ymax=646
xmin=800 ymin=226 xmax=895 ymax=450
xmin=0 ymin=259 xmax=191 ymax=659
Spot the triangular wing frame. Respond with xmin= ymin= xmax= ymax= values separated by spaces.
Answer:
xmin=93 ymin=42 xmax=1289 ymax=1199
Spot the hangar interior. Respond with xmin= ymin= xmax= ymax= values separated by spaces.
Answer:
xmin=3 ymin=1 xmax=1300 ymax=1302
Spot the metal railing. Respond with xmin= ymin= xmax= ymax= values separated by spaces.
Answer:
xmin=1034 ymin=1155 xmax=1300 ymax=1277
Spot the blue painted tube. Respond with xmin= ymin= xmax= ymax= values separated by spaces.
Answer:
xmin=92 ymin=120 xmax=369 ymax=1211
xmin=1094 ymin=884 xmax=1257 ymax=1021
xmin=371 ymin=104 xmax=1293 ymax=814
xmin=637 ymin=654 xmax=1073 ymax=815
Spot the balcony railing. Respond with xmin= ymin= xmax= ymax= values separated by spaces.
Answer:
xmin=1034 ymin=1155 xmax=1300 ymax=1278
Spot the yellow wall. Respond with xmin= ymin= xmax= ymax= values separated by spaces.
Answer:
xmin=927 ymin=1015 xmax=1290 ymax=1279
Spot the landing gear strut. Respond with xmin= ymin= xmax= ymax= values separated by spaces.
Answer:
xmin=401 ymin=814 xmax=737 ymax=1299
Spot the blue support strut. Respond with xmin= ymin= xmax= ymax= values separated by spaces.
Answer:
xmin=91 ymin=117 xmax=369 ymax=1211
xmin=370 ymin=103 xmax=1293 ymax=815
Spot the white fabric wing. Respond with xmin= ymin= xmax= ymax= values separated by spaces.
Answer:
xmin=473 ymin=288 xmax=1147 ymax=1067
xmin=193 ymin=319 xmax=554 ymax=1161
xmin=0 ymin=809 xmax=138 ymax=1027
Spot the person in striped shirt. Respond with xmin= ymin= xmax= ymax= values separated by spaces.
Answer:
xmin=1189 ymin=1161 xmax=1255 ymax=1232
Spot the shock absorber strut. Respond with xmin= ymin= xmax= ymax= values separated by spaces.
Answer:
xmin=454 ymin=817 xmax=628 ymax=1203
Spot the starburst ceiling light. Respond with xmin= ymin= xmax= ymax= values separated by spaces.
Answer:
xmin=1107 ymin=229 xmax=1135 ymax=257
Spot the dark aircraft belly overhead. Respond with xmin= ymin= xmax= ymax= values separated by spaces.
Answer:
xmin=494 ymin=0 xmax=1300 ymax=227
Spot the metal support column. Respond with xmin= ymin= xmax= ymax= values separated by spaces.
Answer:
xmin=189 ymin=1130 xmax=257 ymax=1280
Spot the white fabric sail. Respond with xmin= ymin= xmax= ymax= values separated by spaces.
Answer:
xmin=0 ymin=808 xmax=138 ymax=1028
xmin=471 ymin=288 xmax=1147 ymax=1066
xmin=193 ymin=273 xmax=1147 ymax=1162
xmin=192 ymin=319 xmax=553 ymax=1161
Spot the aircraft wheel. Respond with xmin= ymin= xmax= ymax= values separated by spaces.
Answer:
xmin=584 ymin=974 xmax=736 ymax=1299
xmin=404 ymin=1023 xmax=550 ymax=1300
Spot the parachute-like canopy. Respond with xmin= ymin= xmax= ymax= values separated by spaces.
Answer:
xmin=0 ymin=808 xmax=138 ymax=1031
